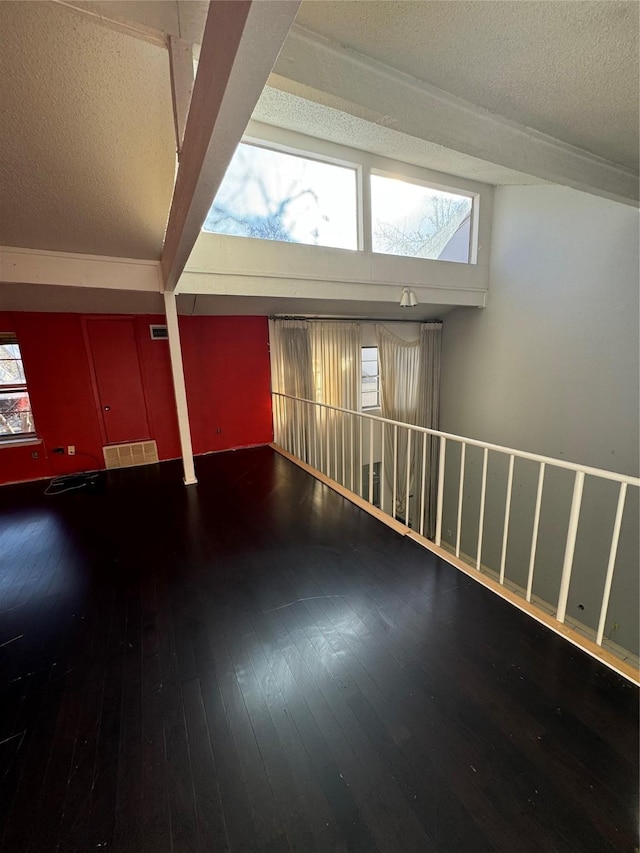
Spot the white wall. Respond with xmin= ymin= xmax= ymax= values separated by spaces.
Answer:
xmin=440 ymin=185 xmax=639 ymax=654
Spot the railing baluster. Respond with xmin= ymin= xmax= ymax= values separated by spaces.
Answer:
xmin=392 ymin=424 xmax=398 ymax=520
xmin=368 ymin=419 xmax=374 ymax=504
xmin=405 ymin=428 xmax=412 ymax=526
xmin=380 ymin=422 xmax=386 ymax=513
xmin=341 ymin=414 xmax=346 ymax=486
xmin=526 ymin=462 xmax=546 ymax=602
xmin=274 ymin=393 xmax=279 ymax=445
xmin=350 ymin=414 xmax=354 ymax=492
xmin=476 ymin=447 xmax=488 ymax=570
xmin=419 ymin=431 xmax=427 ymax=537
xmin=556 ymin=470 xmax=585 ymax=623
xmin=596 ymin=482 xmax=627 ymax=645
xmin=325 ymin=408 xmax=331 ymax=479
xmin=456 ymin=442 xmax=466 ymax=558
xmin=359 ymin=417 xmax=363 ymax=497
xmin=333 ymin=412 xmax=340 ymax=483
xmin=435 ymin=436 xmax=446 ymax=546
xmin=313 ymin=401 xmax=318 ymax=470
xmin=499 ymin=454 xmax=515 ymax=584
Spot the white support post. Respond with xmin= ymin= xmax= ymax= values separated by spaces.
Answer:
xmin=556 ymin=470 xmax=585 ymax=623
xmin=596 ymin=482 xmax=627 ymax=645
xmin=163 ymin=290 xmax=197 ymax=485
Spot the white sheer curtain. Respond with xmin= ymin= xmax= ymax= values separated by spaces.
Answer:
xmin=376 ymin=323 xmax=442 ymax=534
xmin=376 ymin=326 xmax=421 ymax=521
xmin=269 ymin=319 xmax=314 ymax=458
xmin=309 ymin=322 xmax=361 ymax=488
xmin=269 ymin=319 xmax=361 ymax=487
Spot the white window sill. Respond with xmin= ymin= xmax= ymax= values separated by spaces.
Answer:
xmin=0 ymin=437 xmax=41 ymax=449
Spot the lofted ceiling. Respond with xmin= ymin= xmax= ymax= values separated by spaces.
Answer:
xmin=1 ymin=0 xmax=638 ymax=320
xmin=252 ymin=86 xmax=544 ymax=188
xmin=0 ymin=1 xmax=183 ymax=259
xmin=293 ymin=0 xmax=639 ymax=173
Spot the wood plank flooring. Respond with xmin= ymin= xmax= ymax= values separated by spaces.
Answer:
xmin=0 ymin=446 xmax=637 ymax=852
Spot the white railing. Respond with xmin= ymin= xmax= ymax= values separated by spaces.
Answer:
xmin=272 ymin=392 xmax=640 ymax=653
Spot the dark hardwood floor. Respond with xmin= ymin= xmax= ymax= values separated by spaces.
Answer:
xmin=0 ymin=446 xmax=637 ymax=852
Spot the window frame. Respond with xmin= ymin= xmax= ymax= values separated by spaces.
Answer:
xmin=203 ymin=134 xmax=483 ymax=266
xmin=0 ymin=335 xmax=37 ymax=443
xmin=204 ymin=137 xmax=364 ymax=252
xmin=361 ymin=346 xmax=380 ymax=410
xmin=369 ymin=168 xmax=478 ymax=264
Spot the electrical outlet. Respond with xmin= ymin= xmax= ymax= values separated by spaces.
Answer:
xmin=68 ymin=445 xmax=75 ymax=455
xmin=446 ymin=529 xmax=452 ymax=538
xmin=216 ymin=427 xmax=222 ymax=434
xmin=31 ymin=451 xmax=39 ymax=459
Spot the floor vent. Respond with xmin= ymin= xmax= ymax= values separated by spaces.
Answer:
xmin=103 ymin=440 xmax=159 ymax=470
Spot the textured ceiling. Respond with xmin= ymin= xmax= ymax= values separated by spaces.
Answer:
xmin=0 ymin=1 xmax=176 ymax=259
xmin=65 ymin=1 xmax=209 ymax=44
xmin=295 ymin=0 xmax=639 ymax=173
xmin=253 ymin=87 xmax=543 ymax=187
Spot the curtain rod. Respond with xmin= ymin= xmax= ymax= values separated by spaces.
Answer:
xmin=271 ymin=315 xmax=443 ymax=324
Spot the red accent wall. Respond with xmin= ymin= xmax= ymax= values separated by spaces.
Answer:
xmin=0 ymin=311 xmax=273 ymax=486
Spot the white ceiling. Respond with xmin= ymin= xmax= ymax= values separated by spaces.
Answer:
xmin=1 ymin=0 xmax=638 ymax=320
xmin=0 ymin=1 xmax=177 ymax=259
xmin=293 ymin=0 xmax=639 ymax=173
xmin=252 ymin=86 xmax=543 ymax=187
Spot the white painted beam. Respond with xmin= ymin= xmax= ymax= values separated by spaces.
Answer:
xmin=271 ymin=26 xmax=639 ymax=207
xmin=161 ymin=0 xmax=302 ymax=291
xmin=179 ymin=270 xmax=485 ymax=309
xmin=168 ymin=36 xmax=195 ymax=158
xmin=164 ymin=289 xmax=197 ymax=485
xmin=50 ymin=0 xmax=169 ymax=47
xmin=0 ymin=246 xmax=162 ymax=292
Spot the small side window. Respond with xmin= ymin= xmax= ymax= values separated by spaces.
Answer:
xmin=361 ymin=347 xmax=380 ymax=409
xmin=0 ymin=334 xmax=36 ymax=440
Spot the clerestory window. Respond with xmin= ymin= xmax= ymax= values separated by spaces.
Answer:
xmin=203 ymin=142 xmax=359 ymax=251
xmin=371 ymin=173 xmax=473 ymax=263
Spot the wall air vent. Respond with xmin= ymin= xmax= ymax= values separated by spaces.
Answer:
xmin=149 ymin=325 xmax=168 ymax=340
xmin=102 ymin=440 xmax=159 ymax=470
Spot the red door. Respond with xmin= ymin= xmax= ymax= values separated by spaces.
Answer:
xmin=86 ymin=319 xmax=150 ymax=445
